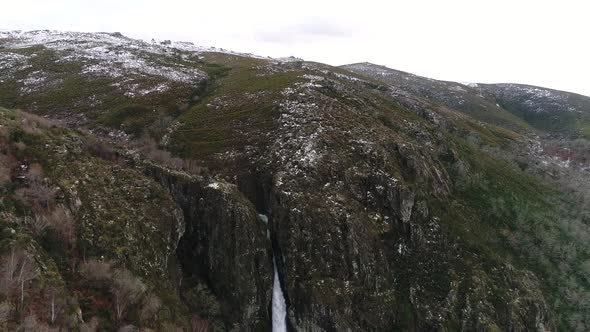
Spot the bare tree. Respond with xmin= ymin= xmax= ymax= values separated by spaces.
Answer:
xmin=15 ymin=183 xmax=56 ymax=211
xmin=79 ymin=263 xmax=151 ymax=325
xmin=44 ymin=206 xmax=75 ymax=246
xmin=139 ymin=293 xmax=161 ymax=323
xmin=0 ymin=248 xmax=18 ymax=294
xmin=44 ymin=286 xmax=62 ymax=325
xmin=191 ymin=314 xmax=210 ymax=332
xmin=0 ymin=248 xmax=39 ymax=307
xmin=18 ymin=110 xmax=55 ymax=125
xmin=24 ymin=215 xmax=49 ymax=237
xmin=44 ymin=206 xmax=77 ymax=273
xmin=49 ymin=289 xmax=56 ymax=325
xmin=111 ymin=269 xmax=146 ymax=322
xmin=16 ymin=251 xmax=39 ymax=307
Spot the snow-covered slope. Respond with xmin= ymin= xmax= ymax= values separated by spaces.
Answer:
xmin=0 ymin=30 xmax=214 ymax=102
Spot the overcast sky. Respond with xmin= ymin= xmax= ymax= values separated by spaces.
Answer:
xmin=2 ymin=0 xmax=589 ymax=96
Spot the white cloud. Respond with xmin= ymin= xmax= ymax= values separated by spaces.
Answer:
xmin=256 ymin=18 xmax=356 ymax=43
xmin=1 ymin=0 xmax=589 ymax=96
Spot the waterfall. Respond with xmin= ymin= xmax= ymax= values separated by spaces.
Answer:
xmin=272 ymin=257 xmax=287 ymax=332
xmin=260 ymin=214 xmax=287 ymax=332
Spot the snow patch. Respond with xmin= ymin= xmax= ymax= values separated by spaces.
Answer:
xmin=1 ymin=30 xmax=206 ymax=84
xmin=207 ymin=182 xmax=220 ymax=190
xmin=461 ymin=82 xmax=479 ymax=88
xmin=450 ymin=85 xmax=466 ymax=92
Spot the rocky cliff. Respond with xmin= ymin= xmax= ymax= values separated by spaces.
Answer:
xmin=1 ymin=31 xmax=589 ymax=331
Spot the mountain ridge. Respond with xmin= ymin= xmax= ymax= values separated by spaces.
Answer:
xmin=0 ymin=30 xmax=588 ymax=331
xmin=4 ymin=30 xmax=587 ymax=98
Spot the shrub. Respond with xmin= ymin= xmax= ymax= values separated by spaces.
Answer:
xmin=0 ymin=153 xmax=16 ymax=185
xmin=79 ymin=260 xmax=113 ymax=282
xmin=139 ymin=294 xmax=161 ymax=323
xmin=21 ymin=314 xmax=58 ymax=332
xmin=16 ymin=110 xmax=57 ymax=136
xmin=27 ymin=163 xmax=43 ymax=181
xmin=0 ymin=301 xmax=13 ymax=323
xmin=161 ymin=322 xmax=184 ymax=331
xmin=13 ymin=141 xmax=26 ymax=151
xmin=117 ymin=324 xmax=136 ymax=332
xmin=15 ymin=182 xmax=56 ymax=211
xmin=79 ymin=316 xmax=99 ymax=332
xmin=0 ymin=248 xmax=39 ymax=309
xmin=44 ymin=206 xmax=75 ymax=246
xmin=84 ymin=139 xmax=123 ymax=164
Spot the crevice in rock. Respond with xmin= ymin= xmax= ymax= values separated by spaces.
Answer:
xmin=236 ymin=170 xmax=273 ymax=214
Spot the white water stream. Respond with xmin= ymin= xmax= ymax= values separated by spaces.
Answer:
xmin=260 ymin=213 xmax=287 ymax=332
xmin=272 ymin=257 xmax=287 ymax=332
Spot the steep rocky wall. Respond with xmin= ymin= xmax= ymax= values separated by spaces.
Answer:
xmin=143 ymin=165 xmax=273 ymax=331
xmin=139 ymin=152 xmax=554 ymax=331
xmin=137 ymin=79 xmax=556 ymax=331
xmin=264 ymin=149 xmax=554 ymax=331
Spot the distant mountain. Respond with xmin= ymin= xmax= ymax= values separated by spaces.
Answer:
xmin=0 ymin=31 xmax=588 ymax=331
xmin=343 ymin=62 xmax=590 ymax=138
xmin=479 ymin=83 xmax=590 ymax=138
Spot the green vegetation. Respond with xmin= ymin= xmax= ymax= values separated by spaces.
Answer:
xmin=2 ymin=33 xmax=589 ymax=330
xmin=171 ymin=54 xmax=304 ymax=157
xmin=437 ymin=135 xmax=590 ymax=330
xmin=0 ymin=45 xmax=197 ymax=140
xmin=0 ymin=109 xmax=194 ymax=330
xmin=341 ymin=63 xmax=534 ymax=134
xmin=489 ymin=86 xmax=590 ymax=139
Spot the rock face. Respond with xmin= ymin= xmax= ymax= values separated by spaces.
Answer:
xmin=0 ymin=108 xmax=192 ymax=330
xmin=148 ymin=67 xmax=556 ymax=330
xmin=145 ymin=165 xmax=273 ymax=330
xmin=258 ymin=87 xmax=553 ymax=330
xmin=2 ymin=31 xmax=589 ymax=331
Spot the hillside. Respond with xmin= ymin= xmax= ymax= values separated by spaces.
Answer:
xmin=479 ymin=83 xmax=590 ymax=138
xmin=1 ymin=31 xmax=589 ymax=331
